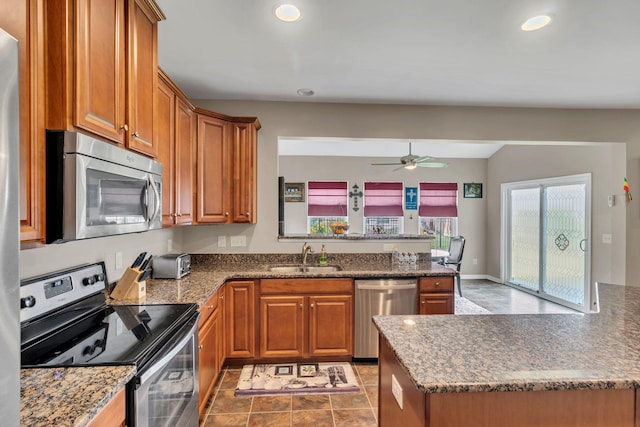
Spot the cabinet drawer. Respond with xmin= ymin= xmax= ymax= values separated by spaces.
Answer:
xmin=261 ymin=278 xmax=353 ymax=294
xmin=419 ymin=277 xmax=454 ymax=293
xmin=198 ymin=291 xmax=219 ymax=328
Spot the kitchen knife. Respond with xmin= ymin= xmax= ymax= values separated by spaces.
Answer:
xmin=138 ymin=269 xmax=152 ymax=282
xmin=139 ymin=255 xmax=153 ymax=271
xmin=131 ymin=252 xmax=147 ymax=268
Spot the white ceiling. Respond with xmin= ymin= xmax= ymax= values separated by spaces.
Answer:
xmin=156 ymin=0 xmax=640 ymax=109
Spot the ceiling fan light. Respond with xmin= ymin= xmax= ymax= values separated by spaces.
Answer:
xmin=404 ymin=162 xmax=417 ymax=170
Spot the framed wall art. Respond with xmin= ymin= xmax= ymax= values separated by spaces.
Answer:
xmin=463 ymin=183 xmax=483 ymax=198
xmin=284 ymin=182 xmax=305 ymax=202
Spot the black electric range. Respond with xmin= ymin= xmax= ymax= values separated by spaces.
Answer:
xmin=20 ymin=262 xmax=200 ymax=427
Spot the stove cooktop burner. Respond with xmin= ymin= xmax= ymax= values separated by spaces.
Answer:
xmin=20 ymin=262 xmax=198 ymax=369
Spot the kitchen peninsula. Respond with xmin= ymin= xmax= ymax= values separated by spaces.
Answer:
xmin=374 ymin=283 xmax=640 ymax=427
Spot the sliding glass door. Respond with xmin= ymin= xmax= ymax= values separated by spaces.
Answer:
xmin=503 ymin=174 xmax=591 ymax=312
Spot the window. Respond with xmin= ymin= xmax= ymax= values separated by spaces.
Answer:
xmin=364 ymin=182 xmax=404 ymax=234
xmin=307 ymin=181 xmax=348 ymax=234
xmin=419 ymin=183 xmax=458 ymax=249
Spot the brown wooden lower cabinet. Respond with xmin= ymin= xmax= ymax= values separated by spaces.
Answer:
xmin=197 ymin=290 xmax=221 ymax=415
xmin=379 ymin=337 xmax=637 ymax=427
xmin=418 ymin=277 xmax=454 ymax=315
xmin=225 ymin=280 xmax=255 ymax=358
xmin=259 ymin=278 xmax=354 ymax=359
xmin=86 ymin=387 xmax=126 ymax=427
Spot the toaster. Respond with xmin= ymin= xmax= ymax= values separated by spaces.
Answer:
xmin=152 ymin=253 xmax=191 ymax=279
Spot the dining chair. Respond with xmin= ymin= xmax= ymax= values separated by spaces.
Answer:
xmin=438 ymin=236 xmax=465 ymax=297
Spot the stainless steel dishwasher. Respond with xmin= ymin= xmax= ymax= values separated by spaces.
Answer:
xmin=354 ymin=278 xmax=418 ymax=358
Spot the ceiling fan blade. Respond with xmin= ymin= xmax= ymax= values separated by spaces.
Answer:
xmin=413 ymin=156 xmax=434 ymax=163
xmin=392 ymin=165 xmax=406 ymax=172
xmin=372 ymin=162 xmax=403 ymax=166
xmin=416 ymin=161 xmax=448 ymax=168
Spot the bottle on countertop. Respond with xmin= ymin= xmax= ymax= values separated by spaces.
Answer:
xmin=319 ymin=245 xmax=328 ymax=265
xmin=392 ymin=246 xmax=400 ymax=268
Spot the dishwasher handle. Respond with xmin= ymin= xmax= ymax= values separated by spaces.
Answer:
xmin=356 ymin=283 xmax=417 ymax=291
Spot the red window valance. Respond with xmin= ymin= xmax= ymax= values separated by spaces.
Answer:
xmin=364 ymin=182 xmax=404 ymax=217
xmin=419 ymin=182 xmax=458 ymax=217
xmin=307 ymin=181 xmax=348 ymax=216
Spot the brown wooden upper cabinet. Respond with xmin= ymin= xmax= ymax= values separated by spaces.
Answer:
xmin=46 ymin=0 xmax=164 ymax=157
xmin=157 ymin=71 xmax=195 ymax=226
xmin=196 ymin=110 xmax=259 ymax=224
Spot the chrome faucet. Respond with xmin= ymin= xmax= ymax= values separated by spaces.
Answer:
xmin=302 ymin=242 xmax=314 ymax=265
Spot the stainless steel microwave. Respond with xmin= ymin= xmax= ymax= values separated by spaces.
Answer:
xmin=46 ymin=130 xmax=162 ymax=243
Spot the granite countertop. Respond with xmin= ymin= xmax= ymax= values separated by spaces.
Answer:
xmin=109 ymin=256 xmax=456 ymax=306
xmin=374 ymin=283 xmax=640 ymax=394
xmin=21 ymin=366 xmax=135 ymax=427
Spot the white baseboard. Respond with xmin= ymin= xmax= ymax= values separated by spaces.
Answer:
xmin=460 ymin=274 xmax=502 ymax=283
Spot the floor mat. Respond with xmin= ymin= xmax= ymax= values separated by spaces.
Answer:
xmin=235 ymin=362 xmax=360 ymax=396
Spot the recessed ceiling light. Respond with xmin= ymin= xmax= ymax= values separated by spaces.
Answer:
xmin=275 ymin=4 xmax=302 ymax=22
xmin=521 ymin=15 xmax=552 ymax=31
xmin=297 ymin=88 xmax=314 ymax=96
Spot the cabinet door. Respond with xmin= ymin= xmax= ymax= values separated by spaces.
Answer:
xmin=231 ymin=122 xmax=257 ymax=224
xmin=75 ymin=0 xmax=127 ymax=144
xmin=156 ymin=76 xmax=175 ymax=226
xmin=198 ymin=309 xmax=219 ymax=415
xmin=196 ymin=114 xmax=231 ymax=223
xmin=225 ymin=281 xmax=255 ymax=358
xmin=87 ymin=387 xmax=126 ymax=427
xmin=174 ymin=98 xmax=195 ymax=224
xmin=309 ymin=295 xmax=353 ymax=356
xmin=126 ymin=0 xmax=158 ymax=157
xmin=419 ymin=293 xmax=454 ymax=315
xmin=259 ymin=296 xmax=305 ymax=358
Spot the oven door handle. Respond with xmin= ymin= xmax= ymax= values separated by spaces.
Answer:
xmin=139 ymin=317 xmax=198 ymax=384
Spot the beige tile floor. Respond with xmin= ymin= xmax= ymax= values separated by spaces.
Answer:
xmin=200 ymin=362 xmax=379 ymax=427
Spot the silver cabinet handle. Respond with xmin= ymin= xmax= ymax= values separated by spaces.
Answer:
xmin=132 ymin=131 xmax=140 ymax=138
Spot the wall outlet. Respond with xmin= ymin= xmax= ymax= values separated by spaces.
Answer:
xmin=230 ymin=235 xmax=246 ymax=247
xmin=391 ymin=374 xmax=403 ymax=409
xmin=218 ymin=236 xmax=227 ymax=248
xmin=383 ymin=244 xmax=395 ymax=251
xmin=602 ymin=234 xmax=612 ymax=244
xmin=168 ymin=239 xmax=173 ymax=253
xmin=115 ymin=252 xmax=123 ymax=270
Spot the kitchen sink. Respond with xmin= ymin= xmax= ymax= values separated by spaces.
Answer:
xmin=304 ymin=265 xmax=341 ymax=273
xmin=267 ymin=265 xmax=342 ymax=273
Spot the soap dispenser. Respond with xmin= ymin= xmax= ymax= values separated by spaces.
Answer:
xmin=319 ymin=245 xmax=328 ymax=265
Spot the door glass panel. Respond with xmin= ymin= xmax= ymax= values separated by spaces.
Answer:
xmin=504 ymin=174 xmax=590 ymax=312
xmin=509 ymin=187 xmax=540 ymax=291
xmin=542 ymin=184 xmax=586 ymax=305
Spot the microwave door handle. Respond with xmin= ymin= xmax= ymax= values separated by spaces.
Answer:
xmin=148 ymin=176 xmax=161 ymax=224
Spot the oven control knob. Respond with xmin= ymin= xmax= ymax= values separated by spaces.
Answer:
xmin=20 ymin=296 xmax=36 ymax=309
xmin=94 ymin=274 xmax=105 ymax=283
xmin=82 ymin=345 xmax=93 ymax=356
xmin=83 ymin=276 xmax=96 ymax=286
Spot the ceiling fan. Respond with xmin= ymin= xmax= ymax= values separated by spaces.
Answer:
xmin=371 ymin=143 xmax=448 ymax=170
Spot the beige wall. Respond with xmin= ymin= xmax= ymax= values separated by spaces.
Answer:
xmin=190 ymin=101 xmax=640 ymax=283
xmin=279 ymin=155 xmax=488 ymax=276
xmin=19 ymin=101 xmax=640 ymax=285
xmin=487 ymin=144 xmax=626 ymax=285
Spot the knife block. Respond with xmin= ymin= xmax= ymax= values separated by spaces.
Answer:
xmin=110 ymin=267 xmax=147 ymax=300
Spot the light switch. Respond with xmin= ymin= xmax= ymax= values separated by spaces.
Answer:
xmin=218 ymin=236 xmax=227 ymax=247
